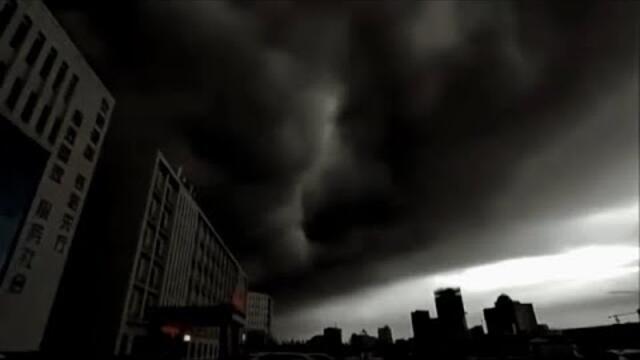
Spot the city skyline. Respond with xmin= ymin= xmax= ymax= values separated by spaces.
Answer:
xmin=0 ymin=1 xmax=637 ymax=355
xmin=276 ymin=240 xmax=638 ymax=341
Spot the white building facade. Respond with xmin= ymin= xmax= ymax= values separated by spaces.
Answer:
xmin=115 ymin=152 xmax=248 ymax=359
xmin=0 ymin=0 xmax=113 ymax=352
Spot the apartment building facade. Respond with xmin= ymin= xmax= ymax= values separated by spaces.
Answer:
xmin=115 ymin=152 xmax=248 ymax=359
xmin=246 ymin=292 xmax=273 ymax=335
xmin=0 ymin=0 xmax=113 ymax=352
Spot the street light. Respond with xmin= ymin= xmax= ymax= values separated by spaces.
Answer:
xmin=183 ymin=334 xmax=192 ymax=342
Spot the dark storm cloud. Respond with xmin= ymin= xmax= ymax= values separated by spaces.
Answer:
xmin=48 ymin=1 xmax=638 ymax=315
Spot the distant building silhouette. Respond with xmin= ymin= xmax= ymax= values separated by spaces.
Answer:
xmin=323 ymin=326 xmax=343 ymax=350
xmin=484 ymin=294 xmax=538 ymax=336
xmin=246 ymin=292 xmax=274 ymax=348
xmin=411 ymin=310 xmax=432 ymax=340
xmin=307 ymin=334 xmax=326 ymax=349
xmin=247 ymin=292 xmax=273 ymax=334
xmin=378 ymin=325 xmax=393 ymax=345
xmin=411 ymin=310 xmax=441 ymax=356
xmin=469 ymin=325 xmax=485 ymax=340
xmin=350 ymin=329 xmax=377 ymax=353
xmin=302 ymin=327 xmax=343 ymax=356
xmin=435 ymin=287 xmax=469 ymax=341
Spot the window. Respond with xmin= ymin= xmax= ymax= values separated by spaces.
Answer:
xmin=75 ymin=174 xmax=87 ymax=192
xmin=5 ymin=76 xmax=23 ymax=110
xmin=100 ymin=98 xmax=110 ymax=114
xmin=72 ymin=110 xmax=83 ymax=127
xmin=52 ymin=61 xmax=68 ymax=90
xmin=67 ymin=192 xmax=80 ymax=212
xmin=0 ymin=61 xmax=6 ymax=86
xmin=20 ymin=91 xmax=37 ymax=123
xmin=137 ymin=256 xmax=149 ymax=282
xmin=9 ymin=15 xmax=31 ymax=49
xmin=213 ymin=243 xmax=220 ymax=261
xmin=146 ymin=294 xmax=158 ymax=310
xmin=26 ymin=32 xmax=44 ymax=65
xmin=57 ymin=144 xmax=71 ymax=163
xmin=156 ymin=236 xmax=167 ymax=258
xmin=64 ymin=126 xmax=77 ymax=145
xmin=0 ymin=0 xmax=17 ymax=37
xmin=90 ymin=128 xmax=100 ymax=145
xmin=96 ymin=113 xmax=106 ymax=129
xmin=47 ymin=116 xmax=63 ymax=144
xmin=35 ymin=104 xmax=50 ymax=135
xmin=161 ymin=211 xmax=170 ymax=231
xmin=64 ymin=74 xmax=78 ymax=103
xmin=40 ymin=47 xmax=57 ymax=79
xmin=151 ymin=265 xmax=162 ymax=289
xmin=74 ymin=174 xmax=86 ymax=192
xmin=154 ymin=172 xmax=165 ymax=194
xmin=149 ymin=198 xmax=160 ymax=221
xmin=128 ymin=289 xmax=143 ymax=318
xmin=143 ymin=226 xmax=154 ymax=251
xmin=165 ymin=186 xmax=173 ymax=203
xmin=49 ymin=163 xmax=64 ymax=184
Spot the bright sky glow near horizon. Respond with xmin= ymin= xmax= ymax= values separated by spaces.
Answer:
xmin=433 ymin=245 xmax=638 ymax=292
xmin=276 ymin=203 xmax=639 ymax=341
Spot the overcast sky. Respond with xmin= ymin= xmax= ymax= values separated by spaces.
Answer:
xmin=48 ymin=1 xmax=638 ymax=340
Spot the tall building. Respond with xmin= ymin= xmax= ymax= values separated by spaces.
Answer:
xmin=434 ymin=287 xmax=468 ymax=340
xmin=44 ymin=152 xmax=247 ymax=360
xmin=246 ymin=292 xmax=273 ymax=335
xmin=0 ymin=0 xmax=113 ymax=352
xmin=411 ymin=310 xmax=432 ymax=340
xmin=245 ymin=292 xmax=273 ymax=349
xmin=323 ymin=326 xmax=343 ymax=348
xmin=484 ymin=294 xmax=538 ymax=336
xmin=411 ymin=309 xmax=441 ymax=355
xmin=377 ymin=325 xmax=393 ymax=345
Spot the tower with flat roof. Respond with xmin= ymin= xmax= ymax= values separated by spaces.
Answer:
xmin=434 ymin=287 xmax=468 ymax=341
